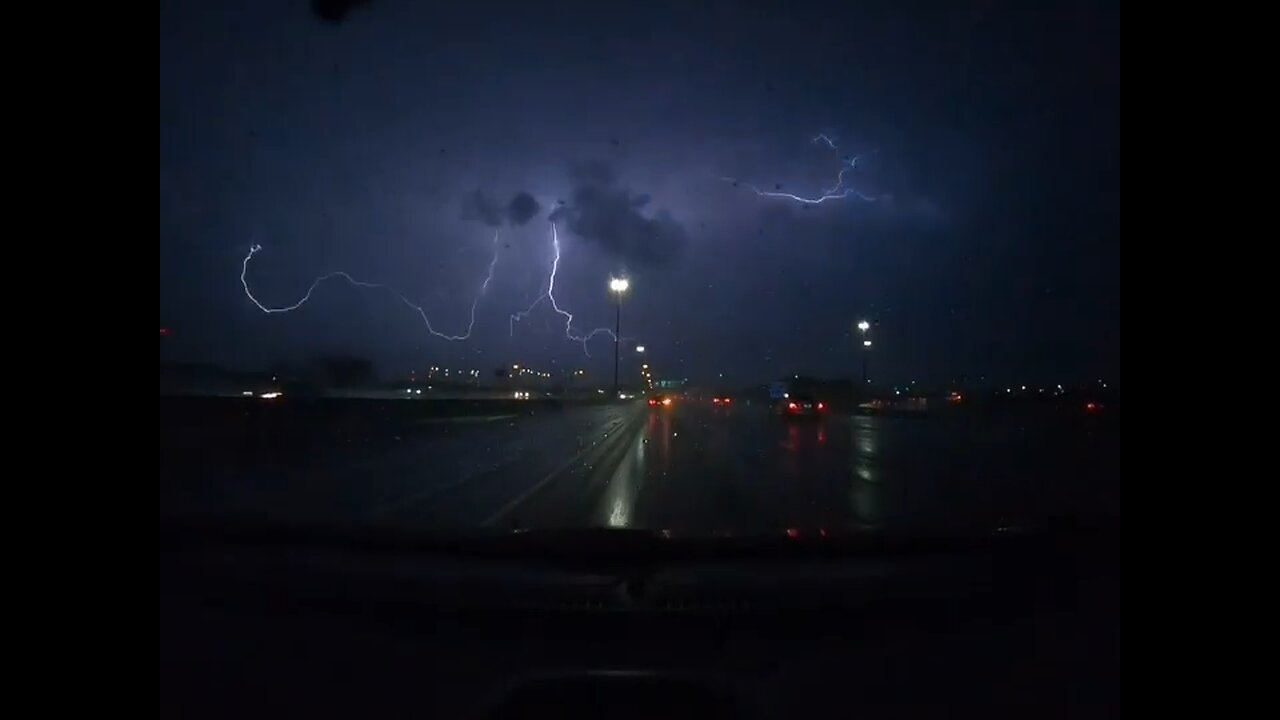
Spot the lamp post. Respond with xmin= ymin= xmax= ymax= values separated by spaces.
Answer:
xmin=609 ymin=277 xmax=629 ymax=396
xmin=857 ymin=320 xmax=871 ymax=387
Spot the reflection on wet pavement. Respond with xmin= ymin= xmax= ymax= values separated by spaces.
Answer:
xmin=586 ymin=401 xmax=1118 ymax=535
xmin=851 ymin=414 xmax=881 ymax=529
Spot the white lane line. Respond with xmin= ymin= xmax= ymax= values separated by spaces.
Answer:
xmin=482 ymin=415 xmax=634 ymax=527
xmin=416 ymin=414 xmax=517 ymax=424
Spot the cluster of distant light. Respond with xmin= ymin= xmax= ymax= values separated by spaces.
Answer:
xmin=415 ymin=367 xmax=483 ymax=380
xmin=998 ymin=381 xmax=1109 ymax=395
xmin=509 ymin=222 xmax=617 ymax=355
xmin=241 ymin=230 xmax=503 ymax=342
xmin=721 ymin=133 xmax=876 ymax=205
xmin=509 ymin=363 xmax=555 ymax=379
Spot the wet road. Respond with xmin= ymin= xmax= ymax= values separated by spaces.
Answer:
xmin=161 ymin=397 xmax=1119 ymax=535
xmin=500 ymin=400 xmax=1120 ymax=535
xmin=160 ymin=399 xmax=634 ymax=527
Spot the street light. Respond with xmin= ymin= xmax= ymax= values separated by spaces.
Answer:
xmin=609 ymin=277 xmax=630 ymax=397
xmin=635 ymin=345 xmax=645 ymax=353
xmin=857 ymin=320 xmax=872 ymax=387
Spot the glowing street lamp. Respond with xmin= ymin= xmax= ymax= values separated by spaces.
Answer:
xmin=608 ymin=277 xmax=630 ymax=396
xmin=857 ymin=320 xmax=872 ymax=386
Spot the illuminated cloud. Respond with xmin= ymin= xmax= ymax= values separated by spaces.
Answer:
xmin=549 ymin=162 xmax=688 ymax=266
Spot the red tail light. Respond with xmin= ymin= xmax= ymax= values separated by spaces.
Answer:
xmin=724 ymin=398 xmax=731 ymax=404
xmin=817 ymin=402 xmax=825 ymax=410
xmin=788 ymin=402 xmax=798 ymax=411
xmin=713 ymin=398 xmax=721 ymax=404
xmin=648 ymin=399 xmax=657 ymax=406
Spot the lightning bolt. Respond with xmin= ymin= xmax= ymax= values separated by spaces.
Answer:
xmin=811 ymin=133 xmax=838 ymax=149
xmin=722 ymin=134 xmax=877 ymax=205
xmin=242 ymin=229 xmax=503 ymax=342
xmin=509 ymin=284 xmax=545 ymax=336
xmin=510 ymin=223 xmax=617 ymax=355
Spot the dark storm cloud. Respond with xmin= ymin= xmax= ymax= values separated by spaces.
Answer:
xmin=548 ymin=162 xmax=688 ymax=266
xmin=162 ymin=0 xmax=1117 ymax=384
xmin=460 ymin=189 xmax=504 ymax=227
xmin=506 ymin=192 xmax=541 ymax=226
xmin=310 ymin=0 xmax=372 ymax=24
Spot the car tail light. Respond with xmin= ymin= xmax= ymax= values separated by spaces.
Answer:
xmin=648 ymin=398 xmax=657 ymax=406
xmin=724 ymin=398 xmax=731 ymax=404
xmin=713 ymin=397 xmax=721 ymax=404
xmin=788 ymin=402 xmax=798 ymax=411
xmin=817 ymin=402 xmax=825 ymax=410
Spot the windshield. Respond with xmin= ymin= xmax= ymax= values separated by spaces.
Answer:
xmin=160 ymin=1 xmax=1120 ymax=540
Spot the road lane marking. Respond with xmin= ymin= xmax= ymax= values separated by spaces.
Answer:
xmin=416 ymin=414 xmax=517 ymax=424
xmin=362 ymin=456 xmax=521 ymax=521
xmin=362 ymin=410 xmax=632 ymax=523
xmin=482 ymin=413 xmax=636 ymax=527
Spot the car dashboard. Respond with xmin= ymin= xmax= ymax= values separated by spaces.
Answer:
xmin=160 ymin=527 xmax=1119 ymax=719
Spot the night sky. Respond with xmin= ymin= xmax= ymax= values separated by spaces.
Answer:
xmin=159 ymin=0 xmax=1120 ymax=387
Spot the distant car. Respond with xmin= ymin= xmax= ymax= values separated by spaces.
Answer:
xmin=711 ymin=395 xmax=734 ymax=406
xmin=774 ymin=395 xmax=826 ymax=418
xmin=647 ymin=394 xmax=674 ymax=408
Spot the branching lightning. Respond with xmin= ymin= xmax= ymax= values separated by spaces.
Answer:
xmin=242 ymin=221 xmax=612 ymax=355
xmin=811 ymin=133 xmax=838 ymax=149
xmin=242 ymin=229 xmax=503 ymax=342
xmin=722 ymin=134 xmax=877 ymax=205
xmin=509 ymin=223 xmax=616 ymax=355
xmin=238 ymin=133 xmax=855 ymax=358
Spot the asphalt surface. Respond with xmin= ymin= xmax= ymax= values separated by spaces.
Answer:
xmin=499 ymin=400 xmax=1119 ymax=535
xmin=161 ymin=397 xmax=1119 ymax=536
xmin=160 ymin=399 xmax=634 ymax=528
